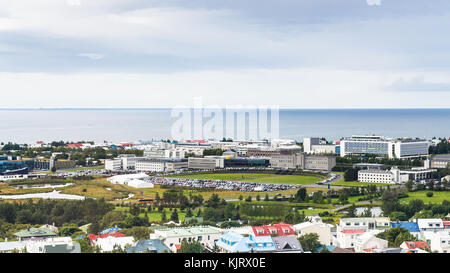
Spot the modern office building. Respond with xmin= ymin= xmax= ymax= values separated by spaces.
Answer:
xmin=187 ymin=157 xmax=224 ymax=169
xmin=358 ymin=167 xmax=437 ymax=184
xmin=428 ymin=154 xmax=450 ymax=169
xmin=270 ymin=153 xmax=336 ymax=171
xmin=0 ymin=158 xmax=34 ymax=175
xmin=224 ymin=157 xmax=270 ymax=168
xmin=135 ymin=158 xmax=188 ymax=172
xmin=34 ymin=158 xmax=75 ymax=170
xmin=340 ymin=135 xmax=429 ymax=159
xmin=358 ymin=169 xmax=395 ymax=184
xmin=303 ymin=137 xmax=337 ymax=154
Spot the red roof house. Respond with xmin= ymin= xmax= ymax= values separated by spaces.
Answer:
xmin=87 ymin=232 xmax=125 ymax=245
xmin=252 ymin=222 xmax=295 ymax=237
xmin=400 ymin=241 xmax=430 ymax=251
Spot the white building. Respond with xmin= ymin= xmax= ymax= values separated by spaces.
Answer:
xmin=421 ymin=231 xmax=450 ymax=253
xmin=26 ymin=237 xmax=81 ymax=253
xmin=105 ymin=158 xmax=122 ymax=171
xmin=93 ymin=236 xmax=135 ymax=252
xmin=417 ymin=219 xmax=444 ymax=232
xmin=135 ymin=158 xmax=188 ymax=172
xmin=293 ymin=222 xmax=333 ymax=246
xmin=353 ymin=233 xmax=388 ymax=253
xmin=107 ymin=173 xmax=154 ymax=188
xmin=358 ymin=169 xmax=395 ymax=184
xmin=358 ymin=167 xmax=437 ymax=184
xmin=340 ymin=135 xmax=429 ymax=159
xmin=188 ymin=157 xmax=224 ymax=169
xmin=150 ymin=226 xmax=222 ymax=252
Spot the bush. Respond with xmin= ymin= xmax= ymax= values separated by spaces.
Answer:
xmin=426 ymin=192 xmax=434 ymax=197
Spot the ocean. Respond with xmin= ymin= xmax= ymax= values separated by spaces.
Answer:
xmin=0 ymin=109 xmax=449 ymax=144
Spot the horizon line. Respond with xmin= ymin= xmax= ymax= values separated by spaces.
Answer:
xmin=0 ymin=107 xmax=449 ymax=111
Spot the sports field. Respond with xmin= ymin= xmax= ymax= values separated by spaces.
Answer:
xmin=166 ymin=172 xmax=323 ymax=185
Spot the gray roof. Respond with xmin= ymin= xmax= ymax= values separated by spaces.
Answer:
xmin=432 ymin=154 xmax=450 ymax=161
xmin=44 ymin=242 xmax=81 ymax=253
xmin=126 ymin=240 xmax=171 ymax=253
xmin=271 ymin=236 xmax=303 ymax=252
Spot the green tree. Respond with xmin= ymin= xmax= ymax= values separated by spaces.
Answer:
xmin=179 ymin=239 xmax=204 ymax=253
xmin=298 ymin=233 xmax=321 ymax=253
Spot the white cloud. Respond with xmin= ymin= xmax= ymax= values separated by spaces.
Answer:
xmin=78 ymin=53 xmax=104 ymax=60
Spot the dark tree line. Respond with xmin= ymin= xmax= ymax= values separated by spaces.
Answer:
xmin=0 ymin=198 xmax=114 ymax=227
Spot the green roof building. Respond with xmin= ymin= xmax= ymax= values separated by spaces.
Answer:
xmin=15 ymin=227 xmax=58 ymax=241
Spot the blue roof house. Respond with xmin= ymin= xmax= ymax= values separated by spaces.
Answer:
xmin=216 ymin=231 xmax=276 ymax=253
xmin=391 ymin=222 xmax=421 ymax=239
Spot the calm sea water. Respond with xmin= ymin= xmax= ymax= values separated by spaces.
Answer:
xmin=0 ymin=109 xmax=449 ymax=143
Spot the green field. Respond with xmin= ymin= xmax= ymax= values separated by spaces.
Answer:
xmin=400 ymin=191 xmax=450 ymax=204
xmin=166 ymin=173 xmax=323 ymax=185
xmin=114 ymin=206 xmax=191 ymax=222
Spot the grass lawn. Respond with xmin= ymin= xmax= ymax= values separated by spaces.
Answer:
xmin=61 ymin=179 xmax=133 ymax=201
xmin=114 ymin=206 xmax=191 ymax=222
xmin=166 ymin=173 xmax=323 ymax=185
xmin=0 ymin=184 xmax=54 ymax=195
xmin=400 ymin=191 xmax=450 ymax=204
xmin=56 ymin=166 xmax=105 ymax=172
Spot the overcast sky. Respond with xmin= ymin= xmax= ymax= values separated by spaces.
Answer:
xmin=1 ymin=0 xmax=450 ymax=108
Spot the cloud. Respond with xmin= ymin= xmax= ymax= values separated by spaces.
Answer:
xmin=385 ymin=76 xmax=450 ymax=92
xmin=78 ymin=53 xmax=104 ymax=60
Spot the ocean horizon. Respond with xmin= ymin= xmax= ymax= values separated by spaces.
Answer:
xmin=0 ymin=108 xmax=449 ymax=144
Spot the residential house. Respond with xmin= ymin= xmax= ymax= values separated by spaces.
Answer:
xmin=354 ymin=233 xmax=388 ymax=253
xmin=251 ymin=223 xmax=295 ymax=237
xmin=150 ymin=226 xmax=222 ymax=252
xmin=293 ymin=222 xmax=333 ymax=246
xmin=417 ymin=219 xmax=444 ymax=232
xmin=93 ymin=236 xmax=135 ymax=252
xmin=216 ymin=231 xmax=275 ymax=253
xmin=26 ymin=237 xmax=81 ymax=253
xmin=126 ymin=239 xmax=171 ymax=253
xmin=400 ymin=241 xmax=430 ymax=252
xmin=14 ymin=227 xmax=58 ymax=241
xmin=272 ymin=236 xmax=303 ymax=253
xmin=391 ymin=222 xmax=421 ymax=239
xmin=421 ymin=231 xmax=450 ymax=253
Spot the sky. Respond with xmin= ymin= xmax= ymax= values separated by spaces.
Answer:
xmin=1 ymin=0 xmax=450 ymax=108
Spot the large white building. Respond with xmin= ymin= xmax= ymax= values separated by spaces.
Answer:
xmin=340 ymin=135 xmax=429 ymax=159
xmin=135 ymin=158 xmax=188 ymax=173
xmin=358 ymin=167 xmax=437 ymax=184
xmin=188 ymin=157 xmax=224 ymax=169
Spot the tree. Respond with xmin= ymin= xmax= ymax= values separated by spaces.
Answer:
xmin=376 ymin=227 xmax=417 ymax=247
xmin=295 ymin=188 xmax=307 ymax=202
xmin=88 ymin=221 xmax=101 ymax=234
xmin=362 ymin=207 xmax=372 ymax=217
xmin=405 ymin=180 xmax=414 ymax=192
xmin=298 ymin=233 xmax=321 ymax=253
xmin=170 ymin=209 xmax=179 ymax=222
xmin=347 ymin=204 xmax=357 ymax=217
xmin=264 ymin=194 xmax=269 ymax=202
xmin=344 ymin=169 xmax=358 ymax=181
xmin=245 ymin=195 xmax=252 ymax=202
xmin=179 ymin=239 xmax=204 ymax=253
